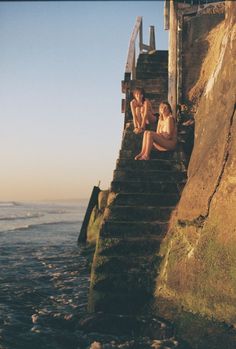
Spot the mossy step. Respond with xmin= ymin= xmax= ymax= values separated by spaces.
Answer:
xmin=136 ymin=73 xmax=167 ymax=80
xmin=92 ymin=270 xmax=157 ymax=294
xmin=112 ymin=193 xmax=179 ymax=206
xmin=136 ymin=68 xmax=168 ymax=76
xmin=119 ymin=149 xmax=181 ymax=160
xmin=93 ymin=254 xmax=162 ymax=274
xmin=116 ymin=158 xmax=185 ymax=171
xmin=113 ymin=169 xmax=187 ymax=182
xmin=104 ymin=205 xmax=173 ymax=223
xmin=97 ymin=237 xmax=162 ymax=256
xmin=89 ymin=289 xmax=152 ymax=315
xmin=121 ymin=135 xmax=143 ymax=150
xmin=100 ymin=219 xmax=168 ymax=237
xmin=111 ymin=180 xmax=184 ymax=194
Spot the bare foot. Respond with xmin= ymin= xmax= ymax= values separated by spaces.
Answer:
xmin=138 ymin=155 xmax=150 ymax=161
xmin=134 ymin=153 xmax=143 ymax=160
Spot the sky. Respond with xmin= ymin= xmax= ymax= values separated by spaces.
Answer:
xmin=0 ymin=1 xmax=168 ymax=201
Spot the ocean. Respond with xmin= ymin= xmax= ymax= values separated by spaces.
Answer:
xmin=0 ymin=200 xmax=92 ymax=349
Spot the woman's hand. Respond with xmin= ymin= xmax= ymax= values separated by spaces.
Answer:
xmin=134 ymin=127 xmax=144 ymax=134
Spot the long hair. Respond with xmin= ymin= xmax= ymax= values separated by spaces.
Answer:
xmin=133 ymin=87 xmax=146 ymax=104
xmin=159 ymin=101 xmax=172 ymax=120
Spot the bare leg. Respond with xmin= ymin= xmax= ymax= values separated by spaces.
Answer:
xmin=139 ymin=131 xmax=154 ymax=160
xmin=130 ymin=101 xmax=142 ymax=132
xmin=134 ymin=130 xmax=149 ymax=160
xmin=140 ymin=132 xmax=176 ymax=159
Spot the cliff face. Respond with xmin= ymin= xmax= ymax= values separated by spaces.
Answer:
xmin=156 ymin=2 xmax=236 ymax=326
xmin=182 ymin=7 xmax=225 ymax=106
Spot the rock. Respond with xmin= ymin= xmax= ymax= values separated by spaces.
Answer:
xmin=156 ymin=3 xmax=236 ymax=347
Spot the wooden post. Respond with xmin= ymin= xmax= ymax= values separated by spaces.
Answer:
xmin=149 ymin=26 xmax=156 ymax=51
xmin=78 ymin=186 xmax=101 ymax=244
xmin=139 ymin=18 xmax=143 ymax=52
xmin=168 ymin=0 xmax=177 ymax=118
xmin=164 ymin=0 xmax=170 ymax=31
xmin=177 ymin=11 xmax=183 ymax=105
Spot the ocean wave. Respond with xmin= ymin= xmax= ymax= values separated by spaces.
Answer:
xmin=2 ymin=220 xmax=82 ymax=233
xmin=0 ymin=201 xmax=20 ymax=207
xmin=45 ymin=210 xmax=68 ymax=215
xmin=0 ymin=213 xmax=45 ymax=221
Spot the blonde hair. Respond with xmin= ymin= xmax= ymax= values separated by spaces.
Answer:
xmin=159 ymin=101 xmax=172 ymax=120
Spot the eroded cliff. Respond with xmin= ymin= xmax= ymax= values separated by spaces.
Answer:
xmin=156 ymin=1 xmax=236 ymax=328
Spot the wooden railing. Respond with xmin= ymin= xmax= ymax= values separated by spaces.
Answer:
xmin=124 ymin=16 xmax=156 ymax=82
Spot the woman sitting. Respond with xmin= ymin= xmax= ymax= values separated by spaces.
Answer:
xmin=130 ymin=88 xmax=157 ymax=134
xmin=135 ymin=101 xmax=177 ymax=160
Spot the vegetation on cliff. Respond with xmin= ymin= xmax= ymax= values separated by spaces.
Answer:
xmin=156 ymin=1 xmax=236 ymax=329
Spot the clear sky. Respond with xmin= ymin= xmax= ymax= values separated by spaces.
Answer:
xmin=0 ymin=1 xmax=168 ymax=201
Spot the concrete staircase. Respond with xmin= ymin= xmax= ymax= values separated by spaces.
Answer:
xmin=88 ymin=50 xmax=187 ymax=316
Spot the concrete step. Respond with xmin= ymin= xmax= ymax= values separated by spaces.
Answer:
xmin=93 ymin=254 xmax=161 ymax=274
xmin=119 ymin=149 xmax=183 ymax=160
xmin=136 ymin=72 xmax=167 ymax=80
xmin=104 ymin=206 xmax=173 ymax=223
xmin=97 ymin=236 xmax=162 ymax=256
xmin=116 ymin=158 xmax=185 ymax=172
xmin=144 ymin=91 xmax=168 ymax=99
xmin=100 ymin=219 xmax=168 ymax=238
xmin=130 ymin=79 xmax=168 ymax=93
xmin=113 ymin=169 xmax=187 ymax=182
xmin=137 ymin=51 xmax=168 ymax=63
xmin=121 ymin=134 xmax=143 ymax=150
xmin=112 ymin=192 xmax=180 ymax=206
xmin=138 ymin=61 xmax=168 ymax=68
xmin=136 ymin=67 xmax=168 ymax=76
xmin=111 ymin=180 xmax=184 ymax=194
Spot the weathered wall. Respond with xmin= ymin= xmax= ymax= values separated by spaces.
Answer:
xmin=156 ymin=0 xmax=236 ymax=328
xmin=182 ymin=5 xmax=225 ymax=106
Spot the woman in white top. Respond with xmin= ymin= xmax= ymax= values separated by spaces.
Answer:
xmin=130 ymin=88 xmax=157 ymax=134
xmin=135 ymin=101 xmax=177 ymax=160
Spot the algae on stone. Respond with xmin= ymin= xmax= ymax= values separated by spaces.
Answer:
xmin=87 ymin=190 xmax=109 ymax=244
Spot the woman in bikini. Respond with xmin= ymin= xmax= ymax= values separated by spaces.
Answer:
xmin=135 ymin=101 xmax=177 ymax=160
xmin=130 ymin=88 xmax=157 ymax=134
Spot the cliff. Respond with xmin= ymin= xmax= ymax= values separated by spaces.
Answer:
xmin=155 ymin=0 xmax=236 ymax=332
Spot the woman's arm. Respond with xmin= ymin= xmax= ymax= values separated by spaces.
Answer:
xmin=156 ymin=119 xmax=161 ymax=133
xmin=162 ymin=117 xmax=175 ymax=139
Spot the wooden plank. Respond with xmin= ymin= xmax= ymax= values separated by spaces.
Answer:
xmin=125 ymin=16 xmax=142 ymax=75
xmin=78 ymin=186 xmax=101 ymax=243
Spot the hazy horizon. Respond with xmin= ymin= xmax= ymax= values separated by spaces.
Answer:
xmin=0 ymin=1 xmax=168 ymax=201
